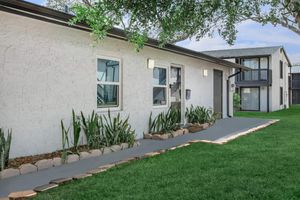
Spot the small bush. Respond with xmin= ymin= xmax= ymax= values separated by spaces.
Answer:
xmin=185 ymin=105 xmax=218 ymax=124
xmin=0 ymin=128 xmax=12 ymax=171
xmin=148 ymin=107 xmax=180 ymax=134
xmin=233 ymin=93 xmax=241 ymax=112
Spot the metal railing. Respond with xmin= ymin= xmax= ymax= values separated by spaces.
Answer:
xmin=236 ymin=69 xmax=272 ymax=84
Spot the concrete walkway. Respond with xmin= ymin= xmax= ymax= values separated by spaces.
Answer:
xmin=0 ymin=117 xmax=273 ymax=197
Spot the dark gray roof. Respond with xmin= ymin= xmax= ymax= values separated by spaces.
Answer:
xmin=202 ymin=46 xmax=292 ymax=66
xmin=202 ymin=46 xmax=282 ymax=58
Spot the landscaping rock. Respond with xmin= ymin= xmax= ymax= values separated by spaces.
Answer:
xmin=152 ymin=134 xmax=169 ymax=140
xmin=35 ymin=159 xmax=53 ymax=170
xmin=188 ymin=140 xmax=203 ymax=144
xmin=0 ymin=197 xmax=9 ymax=200
xmin=99 ymin=163 xmax=115 ymax=170
xmin=120 ymin=143 xmax=129 ymax=150
xmin=102 ymin=147 xmax=112 ymax=155
xmin=202 ymin=123 xmax=210 ymax=129
xmin=66 ymin=154 xmax=79 ymax=164
xmin=143 ymin=152 xmax=160 ymax=158
xmin=8 ymin=190 xmax=37 ymax=200
xmin=133 ymin=141 xmax=140 ymax=147
xmin=87 ymin=168 xmax=107 ymax=175
xmin=183 ymin=128 xmax=189 ymax=134
xmin=0 ymin=168 xmax=20 ymax=179
xmin=73 ymin=173 xmax=92 ymax=180
xmin=19 ymin=164 xmax=37 ymax=175
xmin=33 ymin=184 xmax=58 ymax=192
xmin=110 ymin=144 xmax=122 ymax=152
xmin=143 ymin=133 xmax=152 ymax=139
xmin=52 ymin=157 xmax=62 ymax=167
xmin=50 ymin=177 xmax=73 ymax=185
xmin=79 ymin=152 xmax=92 ymax=160
xmin=90 ymin=149 xmax=102 ymax=157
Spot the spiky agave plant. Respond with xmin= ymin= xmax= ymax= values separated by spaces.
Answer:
xmin=72 ymin=109 xmax=81 ymax=152
xmin=0 ymin=128 xmax=12 ymax=171
xmin=185 ymin=105 xmax=217 ymax=124
xmin=102 ymin=110 xmax=135 ymax=147
xmin=148 ymin=107 xmax=180 ymax=134
xmin=81 ymin=111 xmax=102 ymax=149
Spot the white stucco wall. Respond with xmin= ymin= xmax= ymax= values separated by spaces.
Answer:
xmin=270 ymin=49 xmax=290 ymax=111
xmin=0 ymin=11 xmax=232 ymax=158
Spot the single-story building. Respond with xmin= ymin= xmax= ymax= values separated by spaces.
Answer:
xmin=0 ymin=0 xmax=248 ymax=158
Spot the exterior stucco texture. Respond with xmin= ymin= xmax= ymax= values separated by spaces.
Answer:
xmin=0 ymin=11 xmax=233 ymax=157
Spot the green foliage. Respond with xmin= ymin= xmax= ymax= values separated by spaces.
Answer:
xmin=0 ymin=128 xmax=12 ymax=171
xmin=66 ymin=0 xmax=300 ymax=51
xmin=61 ymin=120 xmax=71 ymax=164
xmin=185 ymin=105 xmax=218 ymax=124
xmin=102 ymin=111 xmax=135 ymax=147
xmin=79 ymin=110 xmax=136 ymax=149
xmin=80 ymin=111 xmax=101 ymax=149
xmin=72 ymin=109 xmax=81 ymax=151
xmin=233 ymin=93 xmax=241 ymax=112
xmin=148 ymin=107 xmax=180 ymax=134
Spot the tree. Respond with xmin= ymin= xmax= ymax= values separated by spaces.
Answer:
xmin=45 ymin=0 xmax=300 ymax=50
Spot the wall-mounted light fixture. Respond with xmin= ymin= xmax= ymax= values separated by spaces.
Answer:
xmin=147 ymin=58 xmax=155 ymax=69
xmin=203 ymin=69 xmax=208 ymax=77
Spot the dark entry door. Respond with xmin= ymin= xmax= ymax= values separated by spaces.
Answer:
xmin=213 ymin=69 xmax=223 ymax=117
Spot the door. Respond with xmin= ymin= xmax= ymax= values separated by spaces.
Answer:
xmin=213 ymin=69 xmax=223 ymax=117
xmin=170 ymin=66 xmax=182 ymax=122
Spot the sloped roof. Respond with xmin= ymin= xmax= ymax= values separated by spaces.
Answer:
xmin=202 ymin=46 xmax=292 ymax=66
xmin=0 ymin=0 xmax=250 ymax=70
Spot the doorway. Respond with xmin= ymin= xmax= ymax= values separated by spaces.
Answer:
xmin=170 ymin=66 xmax=183 ymax=123
xmin=213 ymin=69 xmax=223 ymax=117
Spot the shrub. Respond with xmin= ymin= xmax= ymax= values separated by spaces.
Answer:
xmin=148 ymin=107 xmax=180 ymax=134
xmin=102 ymin=111 xmax=135 ymax=147
xmin=233 ymin=93 xmax=241 ymax=112
xmin=0 ymin=128 xmax=12 ymax=171
xmin=185 ymin=105 xmax=218 ymax=124
xmin=72 ymin=109 xmax=81 ymax=151
xmin=81 ymin=111 xmax=102 ymax=149
xmin=79 ymin=110 xmax=136 ymax=149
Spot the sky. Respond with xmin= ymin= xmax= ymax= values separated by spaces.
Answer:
xmin=28 ymin=0 xmax=300 ymax=64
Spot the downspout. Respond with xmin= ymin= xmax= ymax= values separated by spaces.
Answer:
xmin=227 ymin=71 xmax=241 ymax=118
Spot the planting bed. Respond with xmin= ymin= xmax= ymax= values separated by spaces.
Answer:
xmin=0 ymin=142 xmax=140 ymax=180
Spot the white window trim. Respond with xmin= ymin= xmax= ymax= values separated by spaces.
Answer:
xmin=153 ymin=65 xmax=169 ymax=108
xmin=96 ymin=55 xmax=122 ymax=112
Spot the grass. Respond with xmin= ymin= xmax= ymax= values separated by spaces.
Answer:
xmin=34 ymin=106 xmax=300 ymax=200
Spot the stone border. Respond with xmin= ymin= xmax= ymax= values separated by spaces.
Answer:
xmin=144 ymin=128 xmax=189 ymax=140
xmin=3 ymin=141 xmax=194 ymax=199
xmin=0 ymin=141 xmax=140 ymax=180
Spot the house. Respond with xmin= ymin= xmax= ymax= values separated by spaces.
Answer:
xmin=0 ymin=0 xmax=248 ymax=158
xmin=203 ymin=46 xmax=291 ymax=112
xmin=290 ymin=64 xmax=300 ymax=104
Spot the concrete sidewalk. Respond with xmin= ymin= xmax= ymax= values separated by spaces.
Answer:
xmin=0 ymin=117 xmax=273 ymax=197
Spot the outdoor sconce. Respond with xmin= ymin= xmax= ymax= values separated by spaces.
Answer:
xmin=147 ymin=58 xmax=155 ymax=69
xmin=203 ymin=69 xmax=208 ymax=77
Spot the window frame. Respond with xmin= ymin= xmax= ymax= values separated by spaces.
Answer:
xmin=152 ymin=65 xmax=169 ymax=108
xmin=96 ymin=55 xmax=122 ymax=111
xmin=280 ymin=60 xmax=283 ymax=79
xmin=280 ymin=87 xmax=283 ymax=105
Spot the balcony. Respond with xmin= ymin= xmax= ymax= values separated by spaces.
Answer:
xmin=236 ymin=69 xmax=272 ymax=86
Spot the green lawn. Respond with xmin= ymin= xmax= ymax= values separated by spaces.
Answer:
xmin=35 ymin=106 xmax=300 ymax=200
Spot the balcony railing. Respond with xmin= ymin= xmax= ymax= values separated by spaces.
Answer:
xmin=236 ymin=69 xmax=272 ymax=86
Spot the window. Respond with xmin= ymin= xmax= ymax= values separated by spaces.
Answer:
xmin=280 ymin=87 xmax=283 ymax=105
xmin=97 ymin=58 xmax=120 ymax=108
xmin=153 ymin=67 xmax=167 ymax=106
xmin=241 ymin=58 xmax=259 ymax=80
xmin=280 ymin=61 xmax=283 ymax=79
xmin=241 ymin=87 xmax=260 ymax=111
xmin=260 ymin=57 xmax=268 ymax=80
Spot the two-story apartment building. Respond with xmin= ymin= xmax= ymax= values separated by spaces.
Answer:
xmin=203 ymin=46 xmax=291 ymax=112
